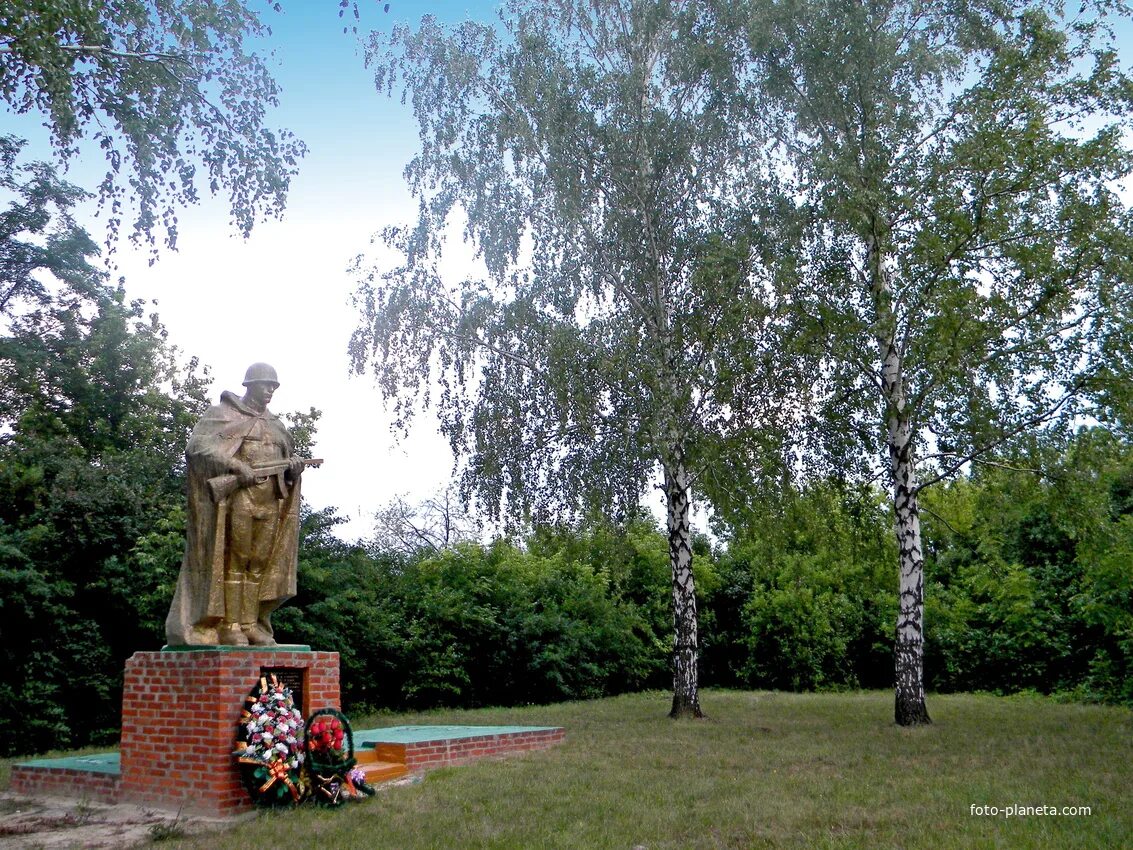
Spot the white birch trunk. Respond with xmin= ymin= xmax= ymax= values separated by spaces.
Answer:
xmin=872 ymin=234 xmax=931 ymax=726
xmin=665 ymin=455 xmax=702 ymax=718
xmin=889 ymin=414 xmax=931 ymax=725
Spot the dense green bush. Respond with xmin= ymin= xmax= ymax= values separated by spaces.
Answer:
xmin=703 ymin=482 xmax=896 ymax=692
xmin=921 ymin=430 xmax=1133 ymax=704
xmin=277 ymin=512 xmax=672 ymax=711
xmin=697 ymin=441 xmax=1133 ymax=706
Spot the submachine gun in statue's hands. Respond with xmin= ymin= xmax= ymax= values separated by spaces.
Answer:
xmin=207 ymin=458 xmax=324 ymax=503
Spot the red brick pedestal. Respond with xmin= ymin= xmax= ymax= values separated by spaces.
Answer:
xmin=119 ymin=648 xmax=339 ymax=816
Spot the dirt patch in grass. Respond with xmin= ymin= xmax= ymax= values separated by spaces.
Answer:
xmin=0 ymin=791 xmax=236 ymax=849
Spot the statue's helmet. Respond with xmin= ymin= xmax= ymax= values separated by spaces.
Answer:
xmin=242 ymin=362 xmax=280 ymax=387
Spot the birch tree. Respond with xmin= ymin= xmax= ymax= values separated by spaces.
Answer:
xmin=351 ymin=0 xmax=795 ymax=717
xmin=741 ymin=0 xmax=1133 ymax=724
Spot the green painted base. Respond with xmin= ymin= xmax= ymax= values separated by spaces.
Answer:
xmin=160 ymin=644 xmax=312 ymax=652
xmin=355 ymin=725 xmax=561 ymax=744
xmin=16 ymin=752 xmax=120 ymax=775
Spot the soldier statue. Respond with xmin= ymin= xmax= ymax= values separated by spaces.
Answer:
xmin=165 ymin=363 xmax=319 ymax=646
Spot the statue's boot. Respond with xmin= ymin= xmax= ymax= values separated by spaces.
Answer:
xmin=241 ymin=576 xmax=276 ymax=646
xmin=218 ymin=580 xmax=249 ymax=645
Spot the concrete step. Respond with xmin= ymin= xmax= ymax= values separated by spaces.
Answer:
xmin=357 ymin=759 xmax=409 ymax=783
xmin=355 ymin=746 xmax=402 ymax=765
xmin=351 ymin=747 xmax=409 ymax=784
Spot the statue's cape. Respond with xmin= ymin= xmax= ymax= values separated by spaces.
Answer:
xmin=164 ymin=392 xmax=300 ymax=646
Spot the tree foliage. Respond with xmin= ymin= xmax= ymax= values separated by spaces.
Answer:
xmin=720 ymin=482 xmax=896 ymax=691
xmin=726 ymin=0 xmax=1133 ymax=723
xmin=0 ymin=0 xmax=306 ymax=254
xmin=276 ymin=509 xmax=673 ymax=712
xmin=371 ymin=486 xmax=481 ymax=556
xmin=922 ymin=429 xmax=1133 ymax=704
xmin=353 ymin=0 xmax=799 ymax=718
xmin=0 ymin=135 xmax=101 ymax=314
xmin=0 ymin=274 xmax=211 ymax=754
xmin=357 ymin=3 xmax=758 ymax=521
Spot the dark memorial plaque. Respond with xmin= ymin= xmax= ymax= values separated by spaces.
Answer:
xmin=261 ymin=666 xmax=307 ymax=715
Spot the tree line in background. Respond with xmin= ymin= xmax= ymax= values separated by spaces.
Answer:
xmin=3 ymin=0 xmax=1133 ymax=755
xmin=284 ymin=448 xmax=1133 ymax=717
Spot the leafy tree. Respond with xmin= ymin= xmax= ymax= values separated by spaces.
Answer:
xmin=353 ymin=0 xmax=794 ymax=718
xmin=274 ymin=507 xmax=410 ymax=711
xmin=922 ymin=463 xmax=1084 ymax=695
xmin=0 ymin=271 xmax=210 ymax=754
xmin=1 ymin=0 xmax=307 ymax=254
xmin=280 ymin=405 xmax=323 ymax=458
xmin=732 ymin=0 xmax=1133 ymax=723
xmin=0 ymin=135 xmax=101 ymax=314
xmin=722 ymin=482 xmax=896 ymax=691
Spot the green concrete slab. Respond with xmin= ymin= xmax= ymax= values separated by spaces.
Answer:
xmin=15 ymin=752 xmax=120 ymax=775
xmin=15 ymin=728 xmax=557 ymax=775
xmin=354 ymin=725 xmax=560 ymax=746
xmin=160 ymin=644 xmax=312 ymax=652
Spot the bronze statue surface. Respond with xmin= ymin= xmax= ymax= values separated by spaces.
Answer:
xmin=165 ymin=363 xmax=319 ymax=647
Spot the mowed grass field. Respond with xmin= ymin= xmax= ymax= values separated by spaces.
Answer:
xmin=5 ymin=689 xmax=1131 ymax=849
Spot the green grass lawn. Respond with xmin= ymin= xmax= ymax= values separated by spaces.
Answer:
xmin=6 ymin=689 xmax=1132 ymax=849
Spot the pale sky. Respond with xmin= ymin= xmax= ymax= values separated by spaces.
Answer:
xmin=2 ymin=2 xmax=501 ymax=541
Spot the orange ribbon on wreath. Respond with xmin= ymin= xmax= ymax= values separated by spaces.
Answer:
xmin=238 ymin=755 xmax=301 ymax=802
